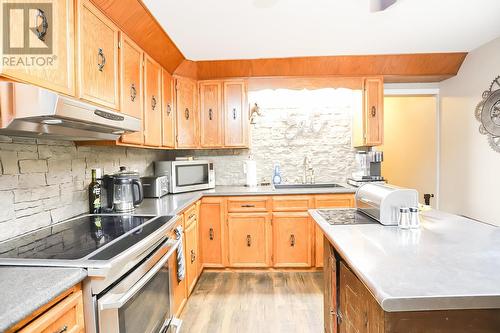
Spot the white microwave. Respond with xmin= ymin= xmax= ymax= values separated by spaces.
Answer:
xmin=154 ymin=160 xmax=215 ymax=194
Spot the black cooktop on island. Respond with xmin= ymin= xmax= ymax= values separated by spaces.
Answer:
xmin=0 ymin=215 xmax=172 ymax=261
xmin=316 ymin=208 xmax=378 ymax=225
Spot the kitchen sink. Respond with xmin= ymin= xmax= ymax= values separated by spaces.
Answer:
xmin=274 ymin=183 xmax=345 ymax=189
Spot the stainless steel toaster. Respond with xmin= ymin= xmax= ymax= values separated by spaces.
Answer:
xmin=141 ymin=176 xmax=169 ymax=198
xmin=355 ymin=183 xmax=419 ymax=225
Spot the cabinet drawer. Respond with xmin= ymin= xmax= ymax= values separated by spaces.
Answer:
xmin=272 ymin=195 xmax=313 ymax=212
xmin=315 ymin=194 xmax=354 ymax=208
xmin=183 ymin=203 xmax=199 ymax=227
xmin=20 ymin=289 xmax=84 ymax=333
xmin=227 ymin=196 xmax=270 ymax=213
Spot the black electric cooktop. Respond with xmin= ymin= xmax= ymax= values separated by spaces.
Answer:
xmin=316 ymin=208 xmax=378 ymax=225
xmin=0 ymin=215 xmax=172 ymax=261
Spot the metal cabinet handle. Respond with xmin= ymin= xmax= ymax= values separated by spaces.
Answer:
xmin=208 ymin=108 xmax=213 ymax=120
xmin=185 ymin=108 xmax=190 ymax=120
xmin=53 ymin=325 xmax=68 ymax=333
xmin=241 ymin=204 xmax=255 ymax=208
xmin=209 ymin=227 xmax=214 ymax=240
xmin=166 ymin=104 xmax=172 ymax=115
xmin=188 ymin=213 xmax=195 ymax=220
xmin=371 ymin=106 xmax=376 ymax=117
xmin=246 ymin=235 xmax=251 ymax=247
xmin=34 ymin=9 xmax=48 ymax=41
xmin=290 ymin=234 xmax=295 ymax=247
xmin=152 ymin=96 xmax=157 ymax=111
xmin=97 ymin=48 xmax=106 ymax=72
xmin=130 ymin=84 xmax=137 ymax=102
xmin=190 ymin=249 xmax=196 ymax=263
xmin=232 ymin=108 xmax=237 ymax=120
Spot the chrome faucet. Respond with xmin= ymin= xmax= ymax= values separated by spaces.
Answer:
xmin=303 ymin=156 xmax=315 ymax=184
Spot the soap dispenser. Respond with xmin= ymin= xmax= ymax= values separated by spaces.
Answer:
xmin=272 ymin=163 xmax=282 ymax=185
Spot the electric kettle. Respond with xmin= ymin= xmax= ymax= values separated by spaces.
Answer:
xmin=103 ymin=167 xmax=144 ymax=212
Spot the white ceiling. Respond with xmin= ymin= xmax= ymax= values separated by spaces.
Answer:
xmin=142 ymin=0 xmax=500 ymax=61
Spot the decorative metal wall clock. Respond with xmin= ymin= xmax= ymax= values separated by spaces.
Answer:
xmin=476 ymin=76 xmax=500 ymax=152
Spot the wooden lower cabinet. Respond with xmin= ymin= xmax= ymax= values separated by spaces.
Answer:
xmin=199 ymin=197 xmax=225 ymax=267
xmin=339 ymin=262 xmax=384 ymax=333
xmin=227 ymin=213 xmax=272 ymax=267
xmin=15 ymin=285 xmax=84 ymax=333
xmin=272 ymin=212 xmax=312 ymax=267
xmin=170 ymin=217 xmax=187 ymax=317
xmin=185 ymin=216 xmax=199 ymax=296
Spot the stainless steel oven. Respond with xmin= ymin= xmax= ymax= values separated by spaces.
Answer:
xmin=154 ymin=160 xmax=215 ymax=194
xmin=97 ymin=237 xmax=182 ymax=333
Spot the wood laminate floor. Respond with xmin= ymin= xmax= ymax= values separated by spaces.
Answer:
xmin=180 ymin=271 xmax=324 ymax=333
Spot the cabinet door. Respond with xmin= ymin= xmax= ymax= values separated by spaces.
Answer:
xmin=364 ymin=77 xmax=384 ymax=146
xmin=162 ymin=69 xmax=175 ymax=148
xmin=272 ymin=212 xmax=312 ymax=267
xmin=228 ymin=213 xmax=271 ymax=267
xmin=199 ymin=81 xmax=223 ymax=147
xmin=224 ymin=80 xmax=248 ymax=147
xmin=119 ymin=34 xmax=144 ymax=145
xmin=77 ymin=0 xmax=119 ymax=109
xmin=200 ymin=198 xmax=224 ymax=267
xmin=339 ymin=262 xmax=385 ymax=333
xmin=144 ymin=56 xmax=162 ymax=146
xmin=170 ymin=218 xmax=187 ymax=317
xmin=175 ymin=77 xmax=198 ymax=148
xmin=1 ymin=0 xmax=75 ymax=96
xmin=185 ymin=219 xmax=199 ymax=296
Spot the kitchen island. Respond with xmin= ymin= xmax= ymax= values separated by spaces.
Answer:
xmin=310 ymin=208 xmax=500 ymax=332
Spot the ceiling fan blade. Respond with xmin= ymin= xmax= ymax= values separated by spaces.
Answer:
xmin=369 ymin=0 xmax=397 ymax=12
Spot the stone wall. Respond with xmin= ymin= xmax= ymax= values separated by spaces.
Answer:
xmin=172 ymin=88 xmax=361 ymax=185
xmin=0 ymin=136 xmax=167 ymax=241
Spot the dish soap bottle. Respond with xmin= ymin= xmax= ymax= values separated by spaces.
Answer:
xmin=272 ymin=164 xmax=282 ymax=185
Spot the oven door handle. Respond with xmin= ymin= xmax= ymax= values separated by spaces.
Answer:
xmin=99 ymin=237 xmax=181 ymax=310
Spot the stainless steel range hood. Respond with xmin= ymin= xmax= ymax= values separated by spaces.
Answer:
xmin=0 ymin=83 xmax=141 ymax=141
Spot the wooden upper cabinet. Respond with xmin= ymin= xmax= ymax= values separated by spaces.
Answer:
xmin=272 ymin=212 xmax=312 ymax=268
xmin=119 ymin=34 xmax=144 ymax=145
xmin=0 ymin=0 xmax=75 ymax=96
xmin=353 ymin=77 xmax=384 ymax=147
xmin=175 ymin=77 xmax=198 ymax=148
xmin=77 ymin=0 xmax=119 ymax=109
xmin=227 ymin=213 xmax=272 ymax=267
xmin=364 ymin=77 xmax=384 ymax=146
xmin=199 ymin=81 xmax=223 ymax=148
xmin=162 ymin=69 xmax=175 ymax=148
xmin=144 ymin=56 xmax=162 ymax=147
xmin=224 ymin=80 xmax=248 ymax=147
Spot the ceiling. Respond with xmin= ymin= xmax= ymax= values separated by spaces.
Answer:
xmin=142 ymin=0 xmax=500 ymax=61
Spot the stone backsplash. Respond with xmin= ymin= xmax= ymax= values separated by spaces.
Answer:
xmin=171 ymin=88 xmax=361 ymax=186
xmin=0 ymin=136 xmax=167 ymax=241
xmin=0 ymin=88 xmax=360 ymax=241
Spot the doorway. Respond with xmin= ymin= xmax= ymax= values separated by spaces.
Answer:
xmin=381 ymin=95 xmax=438 ymax=207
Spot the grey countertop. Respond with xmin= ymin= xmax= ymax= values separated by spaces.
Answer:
xmin=0 ymin=185 xmax=355 ymax=330
xmin=0 ymin=267 xmax=87 ymax=332
xmin=310 ymin=208 xmax=500 ymax=312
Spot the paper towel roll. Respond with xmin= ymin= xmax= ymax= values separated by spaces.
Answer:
xmin=244 ymin=159 xmax=257 ymax=187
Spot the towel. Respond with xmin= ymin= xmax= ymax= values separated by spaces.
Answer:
xmin=174 ymin=226 xmax=185 ymax=282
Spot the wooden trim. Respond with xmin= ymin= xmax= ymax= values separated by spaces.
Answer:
xmin=195 ymin=53 xmax=467 ymax=82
